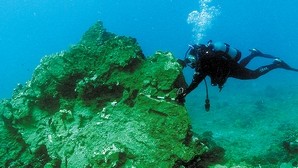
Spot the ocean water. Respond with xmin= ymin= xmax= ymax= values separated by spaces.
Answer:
xmin=1 ymin=0 xmax=298 ymax=166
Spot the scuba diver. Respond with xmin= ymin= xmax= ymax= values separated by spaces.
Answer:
xmin=176 ymin=41 xmax=298 ymax=111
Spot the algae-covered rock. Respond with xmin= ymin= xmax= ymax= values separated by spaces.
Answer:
xmin=0 ymin=21 xmax=207 ymax=167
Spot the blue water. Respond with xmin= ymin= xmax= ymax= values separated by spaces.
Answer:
xmin=1 ymin=0 xmax=298 ymax=98
xmin=1 ymin=0 xmax=298 ymax=165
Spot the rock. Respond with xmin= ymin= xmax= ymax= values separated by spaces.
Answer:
xmin=0 ymin=21 xmax=209 ymax=167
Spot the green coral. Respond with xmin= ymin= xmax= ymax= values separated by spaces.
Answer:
xmin=0 ymin=21 xmax=209 ymax=167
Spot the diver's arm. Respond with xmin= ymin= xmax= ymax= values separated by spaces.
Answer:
xmin=176 ymin=72 xmax=206 ymax=100
xmin=176 ymin=72 xmax=206 ymax=103
xmin=185 ymin=72 xmax=206 ymax=95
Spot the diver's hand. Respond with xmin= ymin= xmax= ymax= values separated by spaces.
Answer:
xmin=176 ymin=87 xmax=186 ymax=104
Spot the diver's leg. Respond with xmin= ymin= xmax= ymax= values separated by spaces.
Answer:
xmin=239 ymin=55 xmax=257 ymax=67
xmin=239 ymin=49 xmax=278 ymax=67
xmin=230 ymin=65 xmax=276 ymax=79
xmin=230 ymin=61 xmax=288 ymax=79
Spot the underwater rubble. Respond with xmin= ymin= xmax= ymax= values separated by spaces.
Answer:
xmin=0 ymin=22 xmax=224 ymax=167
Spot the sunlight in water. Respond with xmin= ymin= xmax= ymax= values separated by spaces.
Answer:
xmin=187 ymin=0 xmax=220 ymax=43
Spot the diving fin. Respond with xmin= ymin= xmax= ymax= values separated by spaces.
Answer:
xmin=273 ymin=59 xmax=298 ymax=72
xmin=249 ymin=48 xmax=278 ymax=59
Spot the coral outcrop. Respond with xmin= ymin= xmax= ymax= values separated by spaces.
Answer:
xmin=0 ymin=22 xmax=213 ymax=167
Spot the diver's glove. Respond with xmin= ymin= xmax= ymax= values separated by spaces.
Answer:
xmin=176 ymin=87 xmax=187 ymax=104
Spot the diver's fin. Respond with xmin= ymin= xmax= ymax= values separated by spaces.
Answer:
xmin=287 ymin=67 xmax=298 ymax=72
xmin=249 ymin=48 xmax=264 ymax=56
xmin=261 ymin=54 xmax=279 ymax=59
xmin=249 ymin=48 xmax=278 ymax=59
xmin=273 ymin=59 xmax=298 ymax=72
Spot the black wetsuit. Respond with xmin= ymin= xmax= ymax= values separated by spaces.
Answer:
xmin=183 ymin=48 xmax=297 ymax=96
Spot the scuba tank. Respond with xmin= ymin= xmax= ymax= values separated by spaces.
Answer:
xmin=208 ymin=41 xmax=241 ymax=61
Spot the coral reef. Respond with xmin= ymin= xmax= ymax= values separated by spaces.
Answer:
xmin=0 ymin=22 xmax=221 ymax=167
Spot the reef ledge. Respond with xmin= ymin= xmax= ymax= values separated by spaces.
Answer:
xmin=0 ymin=21 xmax=222 ymax=167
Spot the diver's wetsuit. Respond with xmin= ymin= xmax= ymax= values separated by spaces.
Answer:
xmin=183 ymin=49 xmax=297 ymax=96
